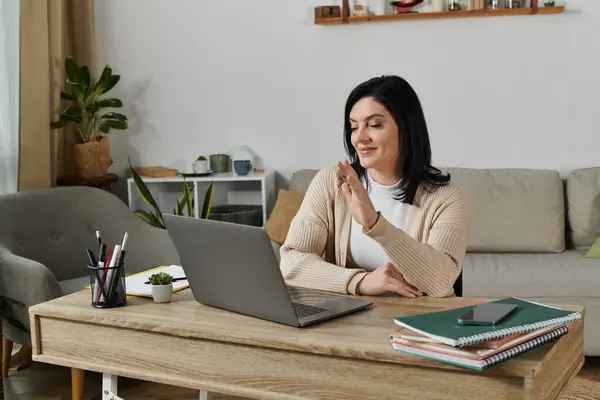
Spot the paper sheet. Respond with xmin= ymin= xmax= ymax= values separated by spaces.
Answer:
xmin=125 ymin=265 xmax=189 ymax=297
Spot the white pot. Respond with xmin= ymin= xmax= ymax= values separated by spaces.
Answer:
xmin=193 ymin=159 xmax=209 ymax=173
xmin=151 ymin=284 xmax=173 ymax=303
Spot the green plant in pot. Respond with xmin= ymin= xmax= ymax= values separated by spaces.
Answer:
xmin=51 ymin=56 xmax=128 ymax=179
xmin=148 ymin=272 xmax=173 ymax=303
xmin=0 ymin=295 xmax=28 ymax=399
xmin=129 ymin=161 xmax=214 ymax=229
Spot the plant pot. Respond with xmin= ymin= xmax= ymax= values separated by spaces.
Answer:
xmin=72 ymin=136 xmax=113 ymax=178
xmin=151 ymin=284 xmax=173 ymax=303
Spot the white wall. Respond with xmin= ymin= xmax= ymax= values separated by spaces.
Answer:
xmin=95 ymin=0 xmax=599 ymax=190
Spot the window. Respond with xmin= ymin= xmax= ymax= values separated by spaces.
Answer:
xmin=0 ymin=0 xmax=19 ymax=194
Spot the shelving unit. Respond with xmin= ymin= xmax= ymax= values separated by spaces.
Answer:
xmin=127 ymin=169 xmax=277 ymax=225
xmin=314 ymin=1 xmax=565 ymax=25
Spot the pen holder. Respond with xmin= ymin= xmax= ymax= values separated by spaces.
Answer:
xmin=88 ymin=263 xmax=127 ymax=308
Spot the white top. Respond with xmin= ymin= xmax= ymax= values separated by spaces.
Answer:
xmin=348 ymin=172 xmax=412 ymax=272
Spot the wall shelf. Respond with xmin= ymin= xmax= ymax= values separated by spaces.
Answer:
xmin=314 ymin=6 xmax=565 ymax=25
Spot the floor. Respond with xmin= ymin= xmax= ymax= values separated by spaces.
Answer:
xmin=3 ymin=358 xmax=600 ymax=399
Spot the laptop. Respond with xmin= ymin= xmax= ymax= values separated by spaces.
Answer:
xmin=163 ymin=214 xmax=373 ymax=327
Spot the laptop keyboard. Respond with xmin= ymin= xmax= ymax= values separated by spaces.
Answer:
xmin=292 ymin=302 xmax=327 ymax=318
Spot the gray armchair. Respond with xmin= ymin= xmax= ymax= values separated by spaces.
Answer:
xmin=0 ymin=186 xmax=179 ymax=396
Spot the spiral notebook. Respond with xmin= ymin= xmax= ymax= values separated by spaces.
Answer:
xmin=392 ymin=325 xmax=569 ymax=371
xmin=393 ymin=297 xmax=581 ymax=347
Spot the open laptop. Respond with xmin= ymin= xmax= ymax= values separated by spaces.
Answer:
xmin=163 ymin=214 xmax=373 ymax=327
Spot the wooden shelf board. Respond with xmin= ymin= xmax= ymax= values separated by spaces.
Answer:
xmin=314 ymin=6 xmax=565 ymax=25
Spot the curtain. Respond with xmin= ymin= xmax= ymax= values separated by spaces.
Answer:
xmin=0 ymin=0 xmax=20 ymax=194
xmin=18 ymin=0 xmax=95 ymax=190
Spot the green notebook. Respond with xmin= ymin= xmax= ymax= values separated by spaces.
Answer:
xmin=394 ymin=297 xmax=581 ymax=347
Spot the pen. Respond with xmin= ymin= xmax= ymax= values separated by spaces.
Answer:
xmin=96 ymin=230 xmax=102 ymax=246
xmin=98 ymin=243 xmax=107 ymax=263
xmin=107 ymin=232 xmax=129 ymax=303
xmin=86 ymin=249 xmax=98 ymax=267
xmin=144 ymin=277 xmax=187 ymax=284
xmin=116 ymin=232 xmax=128 ymax=266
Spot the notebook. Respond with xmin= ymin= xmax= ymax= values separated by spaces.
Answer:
xmin=392 ymin=325 xmax=568 ymax=371
xmin=393 ymin=297 xmax=581 ymax=347
xmin=125 ymin=265 xmax=190 ymax=298
xmin=392 ymin=325 xmax=558 ymax=360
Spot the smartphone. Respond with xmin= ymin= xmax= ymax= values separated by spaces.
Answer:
xmin=457 ymin=303 xmax=518 ymax=326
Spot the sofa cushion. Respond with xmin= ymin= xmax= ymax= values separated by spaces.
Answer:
xmin=264 ymin=189 xmax=305 ymax=245
xmin=567 ymin=167 xmax=600 ymax=250
xmin=461 ymin=250 xmax=600 ymax=298
xmin=444 ymin=168 xmax=565 ymax=253
xmin=290 ymin=169 xmax=319 ymax=194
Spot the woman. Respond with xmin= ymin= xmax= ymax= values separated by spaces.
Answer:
xmin=279 ymin=75 xmax=469 ymax=298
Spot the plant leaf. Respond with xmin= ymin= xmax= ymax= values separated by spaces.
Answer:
xmin=200 ymin=181 xmax=214 ymax=219
xmin=100 ymin=75 xmax=120 ymax=94
xmin=65 ymin=56 xmax=81 ymax=84
xmin=64 ymin=106 xmax=82 ymax=118
xmin=129 ymin=163 xmax=165 ymax=228
xmin=93 ymin=65 xmax=112 ymax=95
xmin=50 ymin=119 xmax=69 ymax=129
xmin=184 ymin=182 xmax=194 ymax=217
xmin=101 ymin=112 xmax=127 ymax=122
xmin=134 ymin=210 xmax=164 ymax=229
xmin=68 ymin=82 xmax=86 ymax=101
xmin=175 ymin=191 xmax=187 ymax=216
xmin=99 ymin=120 xmax=127 ymax=131
xmin=79 ymin=66 xmax=92 ymax=100
xmin=60 ymin=91 xmax=76 ymax=101
xmin=95 ymin=98 xmax=123 ymax=108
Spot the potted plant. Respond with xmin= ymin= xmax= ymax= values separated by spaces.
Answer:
xmin=0 ymin=295 xmax=28 ymax=399
xmin=148 ymin=272 xmax=174 ymax=303
xmin=194 ymin=156 xmax=209 ymax=173
xmin=129 ymin=161 xmax=214 ymax=229
xmin=51 ymin=56 xmax=128 ymax=178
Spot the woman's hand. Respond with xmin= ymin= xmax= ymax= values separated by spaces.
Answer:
xmin=357 ymin=262 xmax=422 ymax=298
xmin=337 ymin=160 xmax=379 ymax=230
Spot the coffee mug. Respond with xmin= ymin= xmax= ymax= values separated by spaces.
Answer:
xmin=233 ymin=160 xmax=253 ymax=176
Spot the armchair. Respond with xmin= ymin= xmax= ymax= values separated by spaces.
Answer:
xmin=0 ymin=186 xmax=179 ymax=398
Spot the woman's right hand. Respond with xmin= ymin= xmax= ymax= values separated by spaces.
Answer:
xmin=357 ymin=262 xmax=422 ymax=298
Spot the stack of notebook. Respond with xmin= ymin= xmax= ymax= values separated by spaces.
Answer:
xmin=391 ymin=297 xmax=581 ymax=371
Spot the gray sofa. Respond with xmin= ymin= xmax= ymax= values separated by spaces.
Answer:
xmin=282 ymin=167 xmax=600 ymax=356
xmin=0 ymin=186 xmax=179 ymax=347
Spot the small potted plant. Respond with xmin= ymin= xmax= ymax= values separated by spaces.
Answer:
xmin=148 ymin=272 xmax=173 ymax=303
xmin=194 ymin=155 xmax=209 ymax=173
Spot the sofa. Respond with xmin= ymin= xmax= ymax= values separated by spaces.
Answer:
xmin=271 ymin=166 xmax=600 ymax=356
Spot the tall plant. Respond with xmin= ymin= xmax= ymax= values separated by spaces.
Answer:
xmin=50 ymin=56 xmax=127 ymax=143
xmin=129 ymin=163 xmax=214 ymax=229
xmin=0 ymin=295 xmax=28 ymax=400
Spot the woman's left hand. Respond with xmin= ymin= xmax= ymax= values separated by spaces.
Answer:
xmin=337 ymin=160 xmax=379 ymax=230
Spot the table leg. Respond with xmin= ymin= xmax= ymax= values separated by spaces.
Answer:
xmin=199 ymin=390 xmax=212 ymax=400
xmin=102 ymin=374 xmax=121 ymax=400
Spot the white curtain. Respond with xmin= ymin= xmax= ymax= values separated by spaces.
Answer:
xmin=0 ymin=0 xmax=20 ymax=194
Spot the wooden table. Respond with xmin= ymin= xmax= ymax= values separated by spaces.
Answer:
xmin=28 ymin=290 xmax=584 ymax=400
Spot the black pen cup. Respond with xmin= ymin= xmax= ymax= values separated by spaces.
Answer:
xmin=88 ymin=263 xmax=127 ymax=308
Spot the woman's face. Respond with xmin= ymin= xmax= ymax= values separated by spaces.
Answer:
xmin=349 ymin=97 xmax=400 ymax=172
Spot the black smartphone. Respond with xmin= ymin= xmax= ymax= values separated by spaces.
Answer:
xmin=457 ymin=303 xmax=518 ymax=326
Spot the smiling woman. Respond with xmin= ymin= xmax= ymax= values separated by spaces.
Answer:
xmin=279 ymin=75 xmax=470 ymax=298
xmin=0 ymin=0 xmax=19 ymax=195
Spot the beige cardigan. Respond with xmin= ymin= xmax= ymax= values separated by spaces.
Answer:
xmin=279 ymin=165 xmax=470 ymax=298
